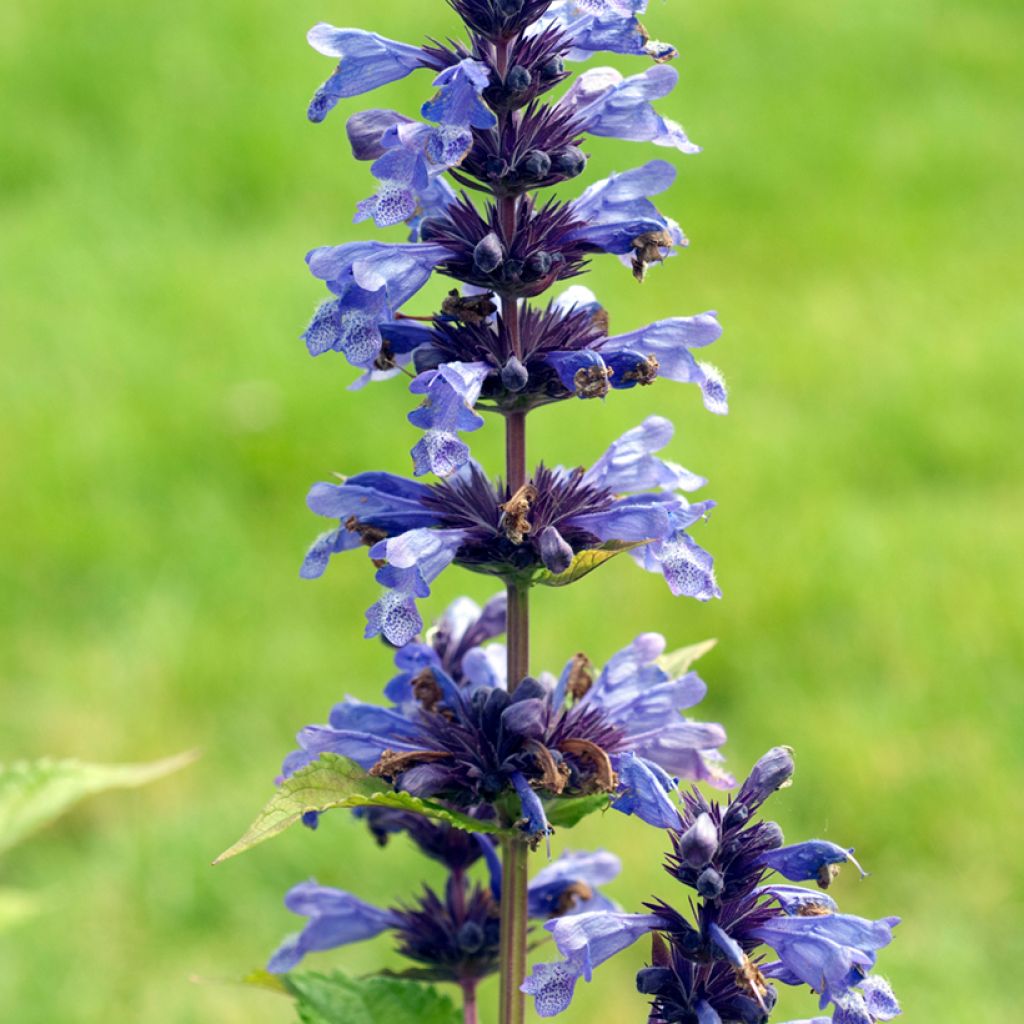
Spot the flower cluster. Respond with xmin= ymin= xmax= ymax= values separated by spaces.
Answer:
xmin=281 ymin=595 xmax=731 ymax=840
xmin=522 ymin=748 xmax=901 ymax=1024
xmin=297 ymin=4 xmax=727 ymax=482
xmin=269 ymin=809 xmax=621 ymax=985
xmin=302 ymin=416 xmax=719 ymax=645
xmin=244 ymin=3 xmax=904 ymax=1024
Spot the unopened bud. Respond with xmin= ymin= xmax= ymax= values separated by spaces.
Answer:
xmin=678 ymin=812 xmax=718 ymax=867
xmin=538 ymin=526 xmax=574 ymax=575
xmin=525 ymin=250 xmax=552 ymax=278
xmin=473 ymin=232 xmax=504 ymax=273
xmin=550 ymin=146 xmax=587 ymax=178
xmin=521 ymin=149 xmax=551 ymax=179
xmin=497 ymin=0 xmax=524 ymax=15
xmin=501 ymin=355 xmax=529 ymax=392
xmin=539 ymin=56 xmax=565 ymax=82
xmin=696 ymin=867 xmax=724 ymax=899
xmin=506 ymin=65 xmax=532 ymax=94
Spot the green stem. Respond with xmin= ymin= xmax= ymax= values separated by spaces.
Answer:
xmin=498 ymin=836 xmax=530 ymax=1024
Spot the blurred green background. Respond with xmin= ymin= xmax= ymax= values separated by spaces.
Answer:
xmin=2 ymin=0 xmax=1022 ymax=1020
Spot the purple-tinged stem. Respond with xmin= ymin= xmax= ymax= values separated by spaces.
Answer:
xmin=498 ymin=836 xmax=530 ymax=1024
xmin=460 ymin=979 xmax=480 ymax=1024
xmin=497 ymin=187 xmax=530 ymax=1024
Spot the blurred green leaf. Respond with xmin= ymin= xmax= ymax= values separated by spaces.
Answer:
xmin=214 ymin=754 xmax=510 ymax=864
xmin=241 ymin=969 xmax=290 ymax=995
xmin=545 ymin=793 xmax=611 ymax=828
xmin=0 ymin=887 xmax=38 ymax=932
xmin=0 ymin=752 xmax=197 ymax=856
xmin=657 ymin=638 xmax=718 ymax=678
xmin=283 ymin=971 xmax=461 ymax=1024
xmin=530 ymin=540 xmax=648 ymax=588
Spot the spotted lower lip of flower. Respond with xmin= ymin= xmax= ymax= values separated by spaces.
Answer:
xmin=267 ymin=848 xmax=621 ymax=980
xmin=521 ymin=910 xmax=669 ymax=1016
xmin=558 ymin=65 xmax=699 ymax=154
xmin=531 ymin=0 xmax=678 ymax=63
xmin=302 ymin=241 xmax=452 ymax=368
xmin=300 ymin=416 xmax=718 ymax=641
xmin=305 ymin=24 xmax=427 ymax=122
xmin=566 ymin=160 xmax=688 ymax=281
xmin=353 ymin=60 xmax=497 ymax=230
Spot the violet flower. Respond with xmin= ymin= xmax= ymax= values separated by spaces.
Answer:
xmin=280 ymin=596 xmax=729 ymax=840
xmin=267 ymin=847 xmax=621 ymax=978
xmin=300 ymin=416 xmax=719 ymax=643
xmin=522 ymin=748 xmax=901 ymax=1021
xmin=531 ymin=0 xmax=678 ymax=63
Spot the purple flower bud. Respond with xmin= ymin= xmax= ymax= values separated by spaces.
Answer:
xmin=677 ymin=812 xmax=718 ymax=867
xmin=538 ymin=526 xmax=575 ymax=574
xmin=746 ymin=746 xmax=795 ymax=802
xmin=525 ymin=250 xmax=553 ymax=278
xmin=501 ymin=355 xmax=529 ymax=392
xmin=539 ymin=56 xmax=565 ymax=82
xmin=498 ymin=0 xmax=524 ymax=15
xmin=550 ymin=146 xmax=587 ymax=177
xmin=695 ymin=867 xmax=724 ymax=899
xmin=507 ymin=65 xmax=532 ymax=93
xmin=521 ymin=149 xmax=552 ymax=178
xmin=473 ymin=232 xmax=505 ymax=273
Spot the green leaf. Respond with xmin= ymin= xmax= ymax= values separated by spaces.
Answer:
xmin=531 ymin=540 xmax=649 ymax=588
xmin=544 ymin=792 xmax=611 ymax=828
xmin=657 ymin=637 xmax=718 ymax=677
xmin=283 ymin=971 xmax=461 ymax=1024
xmin=241 ymin=969 xmax=290 ymax=995
xmin=0 ymin=751 xmax=197 ymax=856
xmin=0 ymin=887 xmax=38 ymax=932
xmin=214 ymin=754 xmax=510 ymax=865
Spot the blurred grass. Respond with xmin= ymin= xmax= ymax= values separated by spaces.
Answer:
xmin=1 ymin=0 xmax=1022 ymax=1020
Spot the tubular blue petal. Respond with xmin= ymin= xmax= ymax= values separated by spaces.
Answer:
xmin=610 ymin=753 xmax=681 ymax=829
xmin=407 ymin=362 xmax=491 ymax=477
xmin=528 ymin=850 xmax=622 ymax=919
xmin=511 ymin=771 xmax=552 ymax=838
xmin=759 ymin=841 xmax=868 ymax=885
xmin=268 ymin=881 xmax=397 ymax=972
xmin=532 ymin=1 xmax=676 ymax=62
xmin=560 ymin=66 xmax=699 ymax=153
xmin=305 ymin=25 xmax=423 ymax=120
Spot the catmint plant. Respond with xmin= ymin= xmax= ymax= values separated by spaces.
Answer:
xmin=217 ymin=4 xmax=901 ymax=1024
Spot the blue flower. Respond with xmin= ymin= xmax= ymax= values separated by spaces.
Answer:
xmin=521 ymin=910 xmax=667 ymax=1016
xmin=567 ymin=160 xmax=688 ymax=281
xmin=267 ymin=883 xmax=400 ymax=973
xmin=559 ymin=65 xmax=699 ymax=153
xmin=532 ymin=1 xmax=677 ymax=63
xmin=302 ymin=241 xmax=452 ymax=368
xmin=355 ymin=60 xmax=497 ymax=229
xmin=523 ymin=749 xmax=900 ymax=1021
xmin=268 ymin=848 xmax=622 ymax=979
xmin=758 ymin=840 xmax=868 ymax=889
xmin=301 ymin=417 xmax=718 ymax=640
xmin=305 ymin=24 xmax=426 ymax=122
xmin=756 ymin=914 xmax=900 ymax=1008
xmin=279 ymin=597 xmax=728 ymax=839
